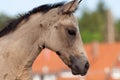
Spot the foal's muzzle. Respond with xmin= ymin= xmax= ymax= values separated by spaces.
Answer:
xmin=70 ymin=55 xmax=89 ymax=76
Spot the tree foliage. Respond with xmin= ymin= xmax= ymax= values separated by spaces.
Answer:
xmin=0 ymin=13 xmax=12 ymax=31
xmin=78 ymin=1 xmax=107 ymax=43
xmin=115 ymin=20 xmax=120 ymax=41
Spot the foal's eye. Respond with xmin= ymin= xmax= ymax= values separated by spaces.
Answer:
xmin=67 ymin=29 xmax=76 ymax=36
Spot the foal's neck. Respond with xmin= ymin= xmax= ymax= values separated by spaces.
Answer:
xmin=0 ymin=13 xmax=44 ymax=80
xmin=13 ymin=13 xmax=45 ymax=79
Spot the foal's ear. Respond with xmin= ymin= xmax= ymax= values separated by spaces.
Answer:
xmin=60 ymin=0 xmax=82 ymax=14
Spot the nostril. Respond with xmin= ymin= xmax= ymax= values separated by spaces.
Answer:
xmin=85 ymin=61 xmax=89 ymax=71
xmin=75 ymin=65 xmax=79 ymax=70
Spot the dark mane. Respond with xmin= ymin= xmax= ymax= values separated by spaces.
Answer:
xmin=0 ymin=2 xmax=65 ymax=37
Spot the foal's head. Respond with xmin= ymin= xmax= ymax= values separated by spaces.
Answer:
xmin=38 ymin=0 xmax=89 ymax=76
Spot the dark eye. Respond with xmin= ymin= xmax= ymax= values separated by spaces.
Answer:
xmin=68 ymin=29 xmax=76 ymax=36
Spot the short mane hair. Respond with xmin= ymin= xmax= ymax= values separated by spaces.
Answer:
xmin=0 ymin=2 xmax=65 ymax=37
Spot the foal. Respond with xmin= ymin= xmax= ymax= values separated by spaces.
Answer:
xmin=0 ymin=0 xmax=89 ymax=80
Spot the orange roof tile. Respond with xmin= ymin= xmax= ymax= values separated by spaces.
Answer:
xmin=57 ymin=77 xmax=79 ymax=80
xmin=85 ymin=42 xmax=120 ymax=80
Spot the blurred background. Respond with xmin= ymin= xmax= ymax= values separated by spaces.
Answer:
xmin=0 ymin=0 xmax=120 ymax=80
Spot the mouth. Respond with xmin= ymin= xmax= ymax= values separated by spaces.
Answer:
xmin=72 ymin=69 xmax=87 ymax=76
